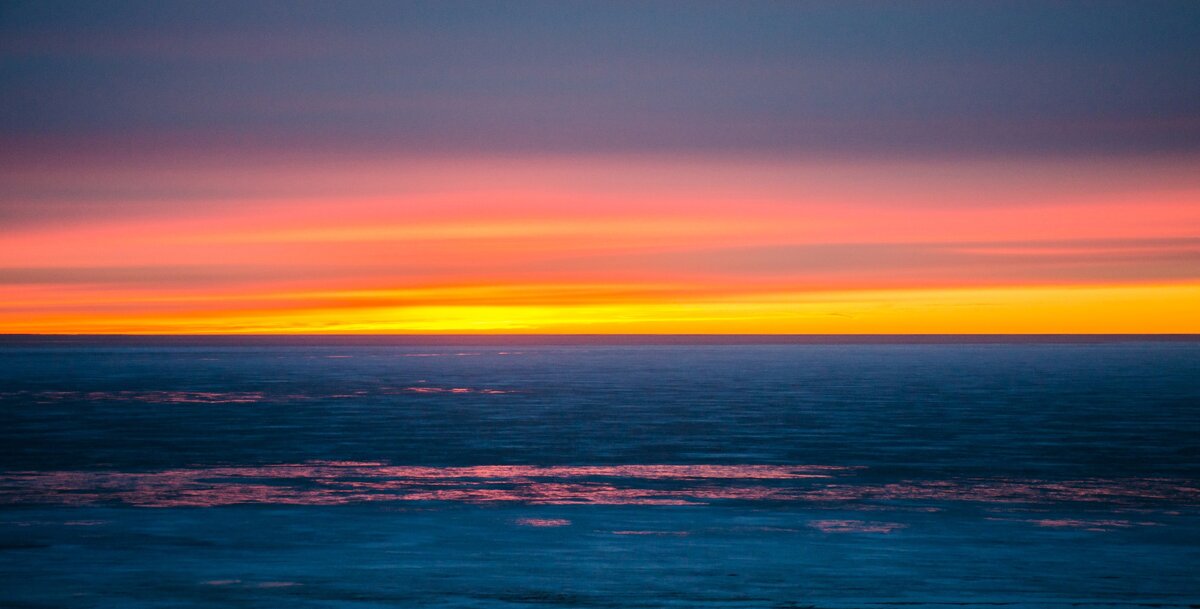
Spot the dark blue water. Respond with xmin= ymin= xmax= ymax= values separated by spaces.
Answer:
xmin=2 ymin=341 xmax=1198 ymax=608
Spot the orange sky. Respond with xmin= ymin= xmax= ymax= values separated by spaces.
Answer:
xmin=4 ymin=3 xmax=1200 ymax=334
xmin=3 ymin=154 xmax=1198 ymax=333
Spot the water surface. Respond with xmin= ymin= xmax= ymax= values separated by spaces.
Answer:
xmin=1 ymin=339 xmax=1198 ymax=608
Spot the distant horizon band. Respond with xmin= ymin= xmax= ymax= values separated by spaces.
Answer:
xmin=2 ymin=334 xmax=1198 ymax=347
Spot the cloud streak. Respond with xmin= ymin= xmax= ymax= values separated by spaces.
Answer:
xmin=3 ymin=1 xmax=1199 ymax=157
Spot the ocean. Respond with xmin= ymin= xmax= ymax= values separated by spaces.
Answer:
xmin=1 ymin=337 xmax=1198 ymax=608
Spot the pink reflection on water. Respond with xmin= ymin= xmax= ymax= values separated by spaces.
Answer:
xmin=612 ymin=530 xmax=690 ymax=536
xmin=515 ymin=518 xmax=571 ymax=527
xmin=1 ymin=463 xmax=1196 ymax=512
xmin=0 ymin=463 xmax=850 ymax=507
xmin=986 ymin=517 xmax=1164 ymax=532
xmin=1032 ymin=518 xmax=1135 ymax=531
xmin=365 ymin=464 xmax=847 ymax=479
xmin=0 ymin=390 xmax=265 ymax=404
xmin=809 ymin=520 xmax=906 ymax=534
xmin=402 ymin=387 xmax=515 ymax=394
xmin=797 ymin=478 xmax=1200 ymax=505
xmin=399 ymin=352 xmax=481 ymax=357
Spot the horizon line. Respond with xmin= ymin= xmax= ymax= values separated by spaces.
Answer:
xmin=2 ymin=333 xmax=1198 ymax=347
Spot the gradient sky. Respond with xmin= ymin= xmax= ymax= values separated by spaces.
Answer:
xmin=2 ymin=1 xmax=1198 ymax=333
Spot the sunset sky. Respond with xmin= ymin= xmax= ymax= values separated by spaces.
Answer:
xmin=2 ymin=1 xmax=1198 ymax=334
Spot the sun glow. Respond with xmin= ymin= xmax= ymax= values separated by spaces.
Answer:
xmin=3 ymin=157 xmax=1198 ymax=334
xmin=4 ymin=281 xmax=1197 ymax=334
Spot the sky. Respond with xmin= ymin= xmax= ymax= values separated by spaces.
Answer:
xmin=1 ymin=0 xmax=1198 ymax=334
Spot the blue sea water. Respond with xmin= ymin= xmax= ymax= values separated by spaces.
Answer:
xmin=1 ymin=339 xmax=1198 ymax=608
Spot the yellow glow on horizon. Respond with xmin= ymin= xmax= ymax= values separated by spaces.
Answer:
xmin=4 ymin=282 xmax=1196 ymax=335
xmin=3 ymin=156 xmax=1198 ymax=335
